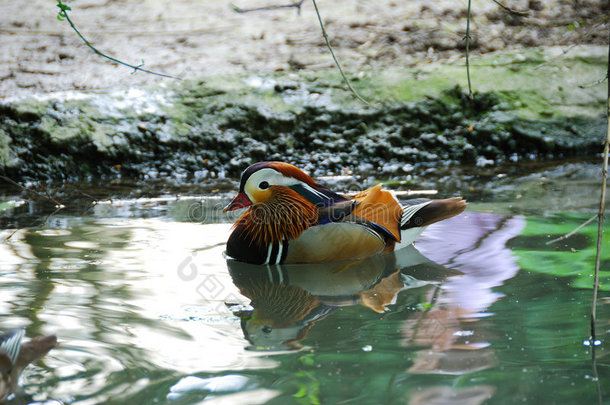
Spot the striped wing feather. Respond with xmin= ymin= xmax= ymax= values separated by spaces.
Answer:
xmin=401 ymin=197 xmax=467 ymax=229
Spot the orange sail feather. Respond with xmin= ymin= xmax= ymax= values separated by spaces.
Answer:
xmin=351 ymin=185 xmax=403 ymax=242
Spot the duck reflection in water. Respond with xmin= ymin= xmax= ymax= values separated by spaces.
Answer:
xmin=227 ymin=211 xmax=524 ymax=405
xmin=0 ymin=329 xmax=57 ymax=403
xmin=227 ymin=244 xmax=460 ymax=351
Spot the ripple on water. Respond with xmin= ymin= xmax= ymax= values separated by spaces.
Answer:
xmin=0 ymin=191 xmax=608 ymax=404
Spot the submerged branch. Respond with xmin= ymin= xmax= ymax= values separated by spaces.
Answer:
xmin=545 ymin=214 xmax=597 ymax=245
xmin=2 ymin=229 xmax=19 ymax=243
xmin=591 ymin=345 xmax=603 ymax=405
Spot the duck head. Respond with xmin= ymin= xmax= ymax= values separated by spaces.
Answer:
xmin=223 ymin=162 xmax=347 ymax=247
xmin=223 ymin=162 xmax=345 ymax=213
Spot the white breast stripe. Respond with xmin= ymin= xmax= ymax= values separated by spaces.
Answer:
xmin=264 ymin=244 xmax=273 ymax=265
xmin=401 ymin=201 xmax=433 ymax=226
xmin=275 ymin=243 xmax=283 ymax=265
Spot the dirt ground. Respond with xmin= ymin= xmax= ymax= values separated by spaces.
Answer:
xmin=0 ymin=0 xmax=607 ymax=99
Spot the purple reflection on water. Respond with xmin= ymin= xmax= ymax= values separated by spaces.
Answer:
xmin=415 ymin=212 xmax=526 ymax=315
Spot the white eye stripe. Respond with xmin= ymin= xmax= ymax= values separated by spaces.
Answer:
xmin=244 ymin=168 xmax=303 ymax=201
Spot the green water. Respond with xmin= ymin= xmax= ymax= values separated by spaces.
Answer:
xmin=0 ymin=171 xmax=609 ymax=404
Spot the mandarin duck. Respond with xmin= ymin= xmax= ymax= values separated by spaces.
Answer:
xmin=224 ymin=162 xmax=466 ymax=265
xmin=0 ymin=329 xmax=57 ymax=402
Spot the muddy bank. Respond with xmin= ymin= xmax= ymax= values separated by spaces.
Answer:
xmin=0 ymin=46 xmax=606 ymax=183
xmin=1 ymin=0 xmax=606 ymax=98
xmin=0 ymin=91 xmax=603 ymax=182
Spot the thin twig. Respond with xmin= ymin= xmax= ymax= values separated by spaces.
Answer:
xmin=0 ymin=176 xmax=65 ymax=244
xmin=490 ymin=0 xmax=529 ymax=16
xmin=590 ymin=42 xmax=610 ymax=342
xmin=42 ymin=206 xmax=64 ymax=226
xmin=464 ymin=0 xmax=474 ymax=99
xmin=56 ymin=2 xmax=180 ymax=80
xmin=2 ymin=229 xmax=20 ymax=243
xmin=579 ymin=73 xmax=608 ymax=89
xmin=0 ymin=26 xmax=239 ymax=37
xmin=232 ymin=0 xmax=306 ymax=15
xmin=311 ymin=0 xmax=371 ymax=106
xmin=68 ymin=186 xmax=102 ymax=215
xmin=533 ymin=21 xmax=606 ymax=71
xmin=69 ymin=186 xmax=99 ymax=204
xmin=545 ymin=214 xmax=597 ymax=245
xmin=1 ymin=202 xmax=65 ymax=244
xmin=0 ymin=175 xmax=64 ymax=207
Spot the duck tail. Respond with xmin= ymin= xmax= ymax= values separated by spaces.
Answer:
xmin=401 ymin=197 xmax=467 ymax=229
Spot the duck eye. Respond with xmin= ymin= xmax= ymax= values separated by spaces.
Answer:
xmin=262 ymin=325 xmax=272 ymax=334
xmin=259 ymin=181 xmax=270 ymax=190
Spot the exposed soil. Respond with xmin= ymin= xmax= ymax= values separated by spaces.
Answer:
xmin=0 ymin=0 xmax=607 ymax=99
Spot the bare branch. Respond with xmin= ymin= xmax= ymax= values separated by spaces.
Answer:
xmin=3 ymin=206 xmax=66 ymax=243
xmin=56 ymin=1 xmax=180 ymax=80
xmin=490 ymin=0 xmax=529 ymax=16
xmin=2 ymin=229 xmax=20 ymax=243
xmin=69 ymin=186 xmax=99 ymax=204
xmin=464 ymin=0 xmax=474 ymax=99
xmin=533 ymin=21 xmax=606 ymax=71
xmin=579 ymin=73 xmax=608 ymax=89
xmin=0 ymin=175 xmax=64 ymax=208
xmin=232 ymin=0 xmax=306 ymax=15
xmin=590 ymin=42 xmax=610 ymax=343
xmin=311 ymin=0 xmax=371 ymax=106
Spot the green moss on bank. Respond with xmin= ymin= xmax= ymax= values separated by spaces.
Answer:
xmin=0 ymin=46 xmax=606 ymax=183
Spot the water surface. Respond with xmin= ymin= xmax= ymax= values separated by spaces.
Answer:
xmin=0 ymin=164 xmax=609 ymax=404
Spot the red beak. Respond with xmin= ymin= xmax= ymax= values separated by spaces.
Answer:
xmin=223 ymin=192 xmax=252 ymax=213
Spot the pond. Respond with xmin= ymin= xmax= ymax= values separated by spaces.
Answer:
xmin=0 ymin=161 xmax=608 ymax=405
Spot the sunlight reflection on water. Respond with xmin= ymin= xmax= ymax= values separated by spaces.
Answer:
xmin=0 ymin=201 xmax=608 ymax=404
